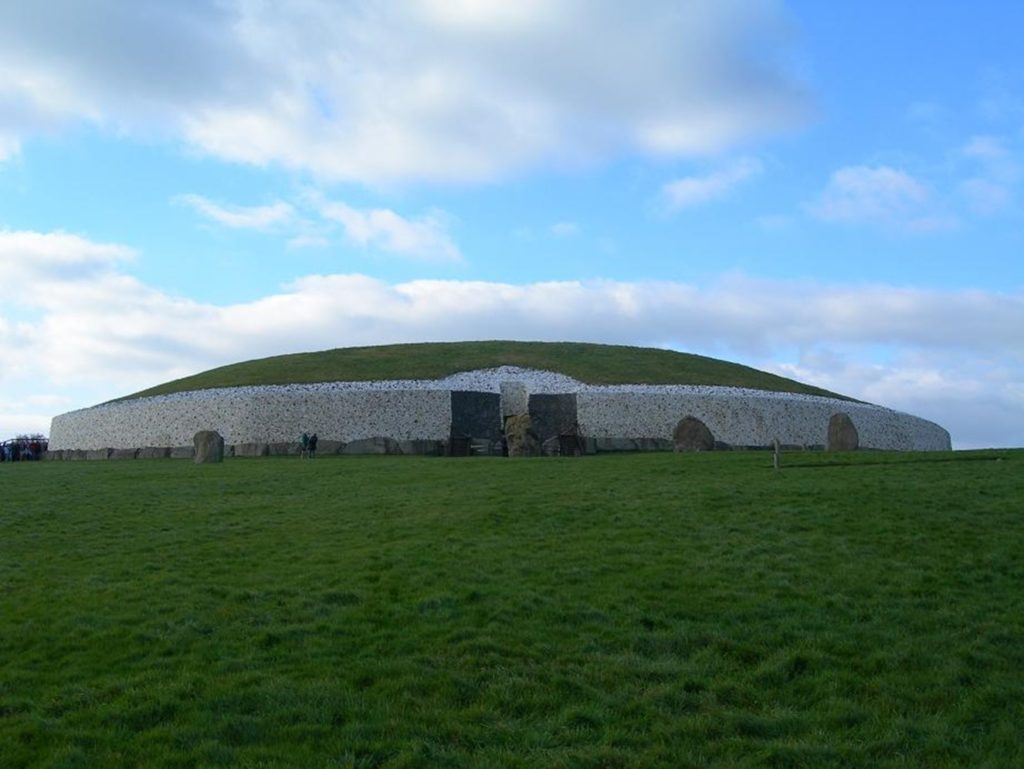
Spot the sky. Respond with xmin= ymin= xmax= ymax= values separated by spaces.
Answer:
xmin=1 ymin=0 xmax=1022 ymax=449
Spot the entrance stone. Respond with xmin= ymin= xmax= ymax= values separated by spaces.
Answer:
xmin=505 ymin=414 xmax=540 ymax=457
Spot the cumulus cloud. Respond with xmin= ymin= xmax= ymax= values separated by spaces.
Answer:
xmin=0 ymin=229 xmax=134 ymax=303
xmin=808 ymin=165 xmax=956 ymax=231
xmin=173 ymin=190 xmax=461 ymax=261
xmin=3 ymin=230 xmax=1023 ymax=447
xmin=0 ymin=0 xmax=810 ymax=183
xmin=313 ymin=198 xmax=461 ymax=262
xmin=662 ymin=157 xmax=763 ymax=210
xmin=550 ymin=221 xmax=580 ymax=238
xmin=961 ymin=178 xmax=1011 ymax=215
xmin=174 ymin=194 xmax=294 ymax=230
xmin=958 ymin=134 xmax=1019 ymax=216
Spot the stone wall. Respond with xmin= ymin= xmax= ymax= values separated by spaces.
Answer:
xmin=49 ymin=367 xmax=951 ymax=454
xmin=576 ymin=390 xmax=950 ymax=451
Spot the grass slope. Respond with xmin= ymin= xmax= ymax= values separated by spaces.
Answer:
xmin=3 ymin=450 xmax=1022 ymax=768
xmin=120 ymin=341 xmax=850 ymax=401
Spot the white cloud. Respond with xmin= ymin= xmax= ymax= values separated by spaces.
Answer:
xmin=662 ymin=157 xmax=763 ymax=210
xmin=173 ymin=190 xmax=461 ymax=261
xmin=314 ymin=198 xmax=461 ymax=262
xmin=958 ymin=134 xmax=1019 ymax=216
xmin=961 ymin=178 xmax=1011 ymax=215
xmin=174 ymin=194 xmax=294 ymax=230
xmin=550 ymin=221 xmax=580 ymax=238
xmin=808 ymin=165 xmax=955 ymax=231
xmin=3 ymin=231 xmax=1023 ymax=447
xmin=963 ymin=135 xmax=1009 ymax=162
xmin=0 ymin=229 xmax=134 ymax=303
xmin=0 ymin=0 xmax=810 ymax=183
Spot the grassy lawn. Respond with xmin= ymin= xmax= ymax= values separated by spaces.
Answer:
xmin=2 ymin=450 xmax=1022 ymax=768
xmin=120 ymin=341 xmax=849 ymax=401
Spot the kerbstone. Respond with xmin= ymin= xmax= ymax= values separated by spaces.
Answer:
xmin=673 ymin=416 xmax=716 ymax=452
xmin=193 ymin=431 xmax=224 ymax=464
xmin=827 ymin=413 xmax=859 ymax=451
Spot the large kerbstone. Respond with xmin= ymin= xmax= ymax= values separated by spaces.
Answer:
xmin=233 ymin=443 xmax=269 ymax=458
xmin=827 ymin=413 xmax=859 ymax=451
xmin=673 ymin=416 xmax=716 ymax=452
xmin=342 ymin=437 xmax=402 ymax=455
xmin=137 ymin=447 xmax=171 ymax=459
xmin=505 ymin=414 xmax=540 ymax=457
xmin=193 ymin=430 xmax=225 ymax=464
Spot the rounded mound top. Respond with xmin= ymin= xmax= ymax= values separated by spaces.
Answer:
xmin=120 ymin=341 xmax=850 ymax=402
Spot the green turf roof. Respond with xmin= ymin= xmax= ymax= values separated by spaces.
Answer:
xmin=119 ymin=341 xmax=852 ymax=401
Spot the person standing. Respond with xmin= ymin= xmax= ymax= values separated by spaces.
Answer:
xmin=299 ymin=432 xmax=310 ymax=459
xmin=308 ymin=433 xmax=318 ymax=459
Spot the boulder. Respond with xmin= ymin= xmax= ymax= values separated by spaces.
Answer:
xmin=170 ymin=446 xmax=195 ymax=459
xmin=193 ymin=430 xmax=225 ymax=464
xmin=673 ymin=416 xmax=716 ymax=452
xmin=827 ymin=413 xmax=859 ymax=451
xmin=110 ymin=448 xmax=139 ymax=460
xmin=505 ymin=414 xmax=540 ymax=457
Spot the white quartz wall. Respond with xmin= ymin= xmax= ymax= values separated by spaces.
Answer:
xmin=49 ymin=367 xmax=951 ymax=452
xmin=50 ymin=388 xmax=452 ymax=450
xmin=576 ymin=391 xmax=950 ymax=451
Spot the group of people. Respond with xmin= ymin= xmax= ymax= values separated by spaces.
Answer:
xmin=1 ymin=435 xmax=48 ymax=462
xmin=299 ymin=432 xmax=319 ymax=458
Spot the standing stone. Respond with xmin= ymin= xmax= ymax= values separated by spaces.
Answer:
xmin=827 ymin=413 xmax=859 ymax=451
xmin=505 ymin=414 xmax=540 ymax=457
xmin=673 ymin=416 xmax=716 ymax=452
xmin=193 ymin=430 xmax=225 ymax=464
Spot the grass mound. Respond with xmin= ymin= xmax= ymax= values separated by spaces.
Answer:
xmin=120 ymin=341 xmax=850 ymax=401
xmin=3 ymin=450 xmax=1022 ymax=767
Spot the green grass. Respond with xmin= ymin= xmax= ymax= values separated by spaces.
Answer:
xmin=2 ymin=450 xmax=1022 ymax=768
xmin=119 ymin=341 xmax=850 ymax=401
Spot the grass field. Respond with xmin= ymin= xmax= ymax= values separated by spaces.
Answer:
xmin=120 ymin=341 xmax=849 ymax=401
xmin=2 ymin=450 xmax=1022 ymax=768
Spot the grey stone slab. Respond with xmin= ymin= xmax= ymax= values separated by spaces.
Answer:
xmin=451 ymin=390 xmax=502 ymax=442
xmin=137 ymin=447 xmax=171 ymax=459
xmin=233 ymin=443 xmax=269 ymax=457
xmin=528 ymin=393 xmax=579 ymax=444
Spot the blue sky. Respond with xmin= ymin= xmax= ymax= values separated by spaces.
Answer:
xmin=1 ymin=0 xmax=1022 ymax=448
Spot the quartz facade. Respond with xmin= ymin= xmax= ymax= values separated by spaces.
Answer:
xmin=48 ymin=367 xmax=951 ymax=454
